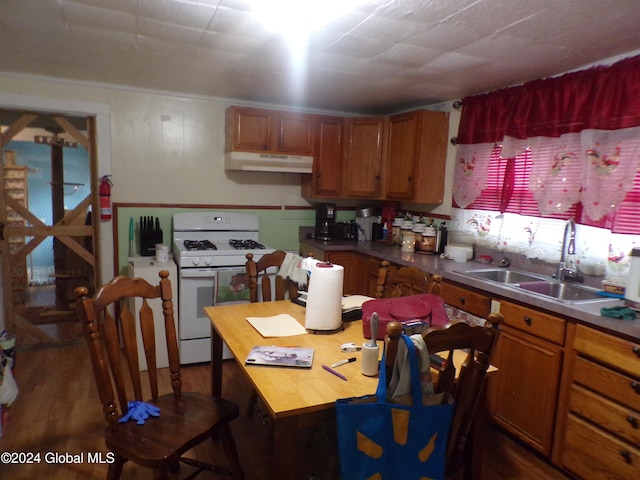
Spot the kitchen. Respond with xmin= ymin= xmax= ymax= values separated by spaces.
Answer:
xmin=2 ymin=0 xmax=640 ymax=479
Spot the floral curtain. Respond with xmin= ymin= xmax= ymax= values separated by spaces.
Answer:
xmin=453 ymin=55 xmax=640 ymax=221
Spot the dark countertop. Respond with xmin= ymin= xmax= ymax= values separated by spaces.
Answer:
xmin=299 ymin=236 xmax=640 ymax=343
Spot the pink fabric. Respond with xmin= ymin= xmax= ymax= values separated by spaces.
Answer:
xmin=454 ymin=55 xmax=640 ymax=221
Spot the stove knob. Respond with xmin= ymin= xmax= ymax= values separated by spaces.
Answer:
xmin=204 ymin=257 xmax=212 ymax=266
xmin=192 ymin=257 xmax=201 ymax=266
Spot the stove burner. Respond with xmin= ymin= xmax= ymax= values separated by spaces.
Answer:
xmin=229 ymin=239 xmax=265 ymax=250
xmin=183 ymin=240 xmax=217 ymax=251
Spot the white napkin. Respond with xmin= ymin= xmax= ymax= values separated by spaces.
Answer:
xmin=278 ymin=252 xmax=308 ymax=287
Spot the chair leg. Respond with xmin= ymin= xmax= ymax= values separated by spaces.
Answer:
xmin=219 ymin=424 xmax=245 ymax=480
xmin=106 ymin=454 xmax=125 ymax=480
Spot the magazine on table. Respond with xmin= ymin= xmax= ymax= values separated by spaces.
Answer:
xmin=245 ymin=345 xmax=314 ymax=368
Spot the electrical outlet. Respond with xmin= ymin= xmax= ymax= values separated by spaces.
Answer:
xmin=491 ymin=300 xmax=501 ymax=313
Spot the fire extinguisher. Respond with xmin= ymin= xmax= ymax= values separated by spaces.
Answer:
xmin=99 ymin=175 xmax=113 ymax=221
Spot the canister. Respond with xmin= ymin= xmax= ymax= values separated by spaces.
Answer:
xmin=401 ymin=231 xmax=415 ymax=252
xmin=392 ymin=218 xmax=403 ymax=244
xmin=412 ymin=222 xmax=426 ymax=251
xmin=421 ymin=225 xmax=437 ymax=253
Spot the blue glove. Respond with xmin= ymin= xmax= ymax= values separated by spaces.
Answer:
xmin=118 ymin=401 xmax=161 ymax=425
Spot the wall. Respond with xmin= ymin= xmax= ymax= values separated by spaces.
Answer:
xmin=2 ymin=75 xmax=446 ymax=279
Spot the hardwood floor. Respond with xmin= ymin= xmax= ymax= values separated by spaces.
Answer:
xmin=0 ymin=343 xmax=573 ymax=480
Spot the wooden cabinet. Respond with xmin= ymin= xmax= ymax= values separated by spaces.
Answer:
xmin=366 ymin=256 xmax=383 ymax=297
xmin=488 ymin=300 xmax=566 ymax=457
xmin=299 ymin=243 xmax=368 ymax=295
xmin=385 ymin=110 xmax=448 ymax=203
xmin=301 ymin=115 xmax=343 ymax=198
xmin=560 ymin=324 xmax=640 ymax=479
xmin=407 ymin=110 xmax=449 ymax=204
xmin=343 ymin=117 xmax=386 ymax=198
xmin=440 ymin=280 xmax=491 ymax=318
xmin=226 ymin=106 xmax=314 ymax=155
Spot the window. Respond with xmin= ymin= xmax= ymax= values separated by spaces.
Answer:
xmin=456 ymin=145 xmax=579 ymax=222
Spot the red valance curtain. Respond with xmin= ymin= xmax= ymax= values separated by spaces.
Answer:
xmin=457 ymin=55 xmax=640 ymax=144
xmin=454 ymin=55 xmax=640 ymax=225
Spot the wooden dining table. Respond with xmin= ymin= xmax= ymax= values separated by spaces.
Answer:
xmin=206 ymin=300 xmax=379 ymax=479
xmin=205 ymin=300 xmax=495 ymax=479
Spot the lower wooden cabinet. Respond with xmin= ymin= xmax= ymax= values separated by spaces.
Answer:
xmin=489 ymin=325 xmax=564 ymax=456
xmin=560 ymin=324 xmax=640 ymax=479
xmin=299 ymin=242 xmax=367 ymax=295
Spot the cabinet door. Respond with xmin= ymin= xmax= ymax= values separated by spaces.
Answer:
xmin=489 ymin=325 xmax=563 ymax=456
xmin=412 ymin=110 xmax=449 ymax=204
xmin=226 ymin=107 xmax=273 ymax=152
xmin=276 ymin=111 xmax=314 ymax=155
xmin=326 ymin=251 xmax=367 ymax=296
xmin=343 ymin=117 xmax=385 ymax=198
xmin=385 ymin=111 xmax=418 ymax=200
xmin=302 ymin=115 xmax=343 ymax=198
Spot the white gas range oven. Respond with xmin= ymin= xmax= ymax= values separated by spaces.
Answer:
xmin=173 ymin=212 xmax=276 ymax=364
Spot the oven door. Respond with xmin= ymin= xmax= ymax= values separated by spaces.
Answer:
xmin=178 ymin=267 xmax=218 ymax=341
xmin=178 ymin=266 xmax=251 ymax=364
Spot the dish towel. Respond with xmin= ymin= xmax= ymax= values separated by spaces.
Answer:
xmin=601 ymin=306 xmax=636 ymax=320
xmin=278 ymin=252 xmax=308 ymax=287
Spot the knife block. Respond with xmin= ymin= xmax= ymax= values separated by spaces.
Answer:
xmin=140 ymin=229 xmax=163 ymax=256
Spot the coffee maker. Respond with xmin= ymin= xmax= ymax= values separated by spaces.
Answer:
xmin=315 ymin=203 xmax=336 ymax=240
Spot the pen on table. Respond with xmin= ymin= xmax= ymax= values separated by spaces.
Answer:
xmin=322 ymin=364 xmax=348 ymax=381
xmin=331 ymin=357 xmax=357 ymax=368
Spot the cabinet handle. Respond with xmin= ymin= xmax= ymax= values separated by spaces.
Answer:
xmin=627 ymin=416 xmax=639 ymax=429
xmin=633 ymin=346 xmax=640 ymax=358
xmin=620 ymin=450 xmax=632 ymax=464
xmin=631 ymin=382 xmax=640 ymax=394
xmin=523 ymin=316 xmax=532 ymax=326
xmin=459 ymin=296 xmax=466 ymax=305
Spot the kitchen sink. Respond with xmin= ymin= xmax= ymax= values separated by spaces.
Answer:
xmin=460 ymin=268 xmax=612 ymax=303
xmin=517 ymin=280 xmax=609 ymax=303
xmin=461 ymin=268 xmax=549 ymax=284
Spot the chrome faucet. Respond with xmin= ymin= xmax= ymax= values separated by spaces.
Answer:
xmin=555 ymin=219 xmax=583 ymax=283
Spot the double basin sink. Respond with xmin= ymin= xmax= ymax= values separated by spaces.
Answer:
xmin=460 ymin=268 xmax=610 ymax=303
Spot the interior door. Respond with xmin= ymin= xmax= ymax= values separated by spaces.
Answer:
xmin=0 ymin=109 xmax=100 ymax=345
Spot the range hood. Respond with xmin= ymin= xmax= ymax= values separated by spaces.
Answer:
xmin=224 ymin=151 xmax=313 ymax=173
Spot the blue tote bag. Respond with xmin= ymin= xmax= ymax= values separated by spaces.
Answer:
xmin=336 ymin=335 xmax=454 ymax=480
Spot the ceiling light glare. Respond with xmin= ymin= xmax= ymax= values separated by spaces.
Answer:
xmin=249 ymin=0 xmax=366 ymax=33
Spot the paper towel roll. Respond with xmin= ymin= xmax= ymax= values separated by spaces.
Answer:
xmin=305 ymin=261 xmax=344 ymax=331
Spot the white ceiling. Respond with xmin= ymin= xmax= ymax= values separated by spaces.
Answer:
xmin=1 ymin=0 xmax=640 ymax=114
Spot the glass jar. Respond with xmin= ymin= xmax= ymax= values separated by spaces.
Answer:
xmin=401 ymin=231 xmax=415 ymax=252
xmin=412 ymin=223 xmax=426 ymax=251
xmin=421 ymin=225 xmax=437 ymax=253
xmin=392 ymin=218 xmax=403 ymax=244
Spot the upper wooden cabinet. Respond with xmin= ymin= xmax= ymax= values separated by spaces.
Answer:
xmin=343 ymin=116 xmax=387 ymax=198
xmin=385 ymin=110 xmax=449 ymax=203
xmin=301 ymin=115 xmax=343 ymax=198
xmin=226 ymin=106 xmax=314 ymax=155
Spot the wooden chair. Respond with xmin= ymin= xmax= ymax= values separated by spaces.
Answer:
xmin=376 ymin=259 xmax=442 ymax=298
xmin=245 ymin=250 xmax=301 ymax=302
xmin=74 ymin=271 xmax=244 ymax=480
xmin=385 ymin=313 xmax=503 ymax=480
